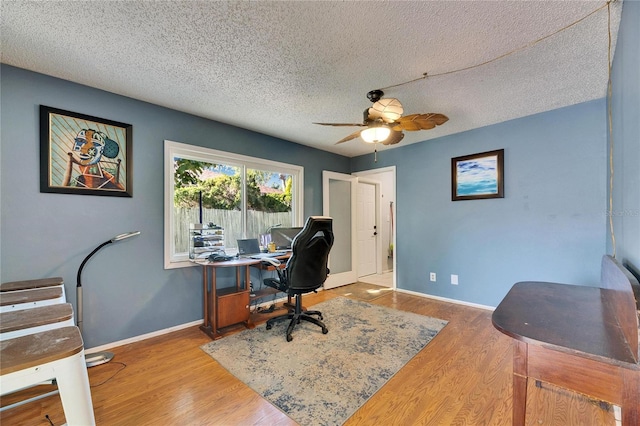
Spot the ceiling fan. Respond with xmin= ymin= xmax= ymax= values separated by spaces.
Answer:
xmin=314 ymin=89 xmax=449 ymax=146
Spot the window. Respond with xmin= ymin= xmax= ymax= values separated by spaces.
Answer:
xmin=164 ymin=140 xmax=303 ymax=268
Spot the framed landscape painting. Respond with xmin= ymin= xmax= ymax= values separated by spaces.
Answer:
xmin=40 ymin=106 xmax=132 ymax=197
xmin=451 ymin=149 xmax=504 ymax=201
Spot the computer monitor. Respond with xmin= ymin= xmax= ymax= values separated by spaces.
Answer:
xmin=270 ymin=227 xmax=302 ymax=250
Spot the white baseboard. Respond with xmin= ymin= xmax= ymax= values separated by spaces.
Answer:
xmin=85 ymin=319 xmax=203 ymax=353
xmin=395 ymin=288 xmax=495 ymax=311
xmin=85 ymin=289 xmax=318 ymax=352
xmin=87 ymin=287 xmax=488 ymax=353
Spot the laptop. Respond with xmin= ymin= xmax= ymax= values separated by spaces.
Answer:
xmin=237 ymin=238 xmax=283 ymax=259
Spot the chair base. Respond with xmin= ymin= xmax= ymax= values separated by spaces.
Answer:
xmin=266 ymin=299 xmax=328 ymax=342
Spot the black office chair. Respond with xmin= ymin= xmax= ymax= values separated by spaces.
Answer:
xmin=262 ymin=216 xmax=334 ymax=341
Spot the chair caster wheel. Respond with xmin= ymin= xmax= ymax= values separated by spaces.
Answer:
xmin=286 ymin=334 xmax=293 ymax=342
xmin=266 ymin=324 xmax=272 ymax=330
xmin=322 ymin=327 xmax=328 ymax=334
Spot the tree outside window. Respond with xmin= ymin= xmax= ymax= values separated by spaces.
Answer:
xmin=164 ymin=141 xmax=302 ymax=268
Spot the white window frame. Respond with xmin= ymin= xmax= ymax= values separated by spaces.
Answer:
xmin=164 ymin=140 xmax=304 ymax=269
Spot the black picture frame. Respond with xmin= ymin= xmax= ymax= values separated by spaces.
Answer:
xmin=451 ymin=149 xmax=504 ymax=201
xmin=40 ymin=105 xmax=132 ymax=197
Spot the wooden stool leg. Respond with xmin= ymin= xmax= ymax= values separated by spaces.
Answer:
xmin=55 ymin=349 xmax=96 ymax=425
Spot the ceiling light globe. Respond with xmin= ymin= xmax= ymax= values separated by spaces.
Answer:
xmin=361 ymin=126 xmax=391 ymax=143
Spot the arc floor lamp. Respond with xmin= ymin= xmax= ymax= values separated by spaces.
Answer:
xmin=77 ymin=231 xmax=141 ymax=367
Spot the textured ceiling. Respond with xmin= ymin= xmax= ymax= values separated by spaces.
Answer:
xmin=0 ymin=1 xmax=622 ymax=157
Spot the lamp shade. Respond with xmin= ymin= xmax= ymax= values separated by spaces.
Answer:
xmin=360 ymin=125 xmax=391 ymax=143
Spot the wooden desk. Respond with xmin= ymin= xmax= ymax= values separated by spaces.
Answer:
xmin=493 ymin=270 xmax=639 ymax=425
xmin=197 ymin=254 xmax=289 ymax=340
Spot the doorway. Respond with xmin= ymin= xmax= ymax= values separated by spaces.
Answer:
xmin=354 ymin=167 xmax=395 ymax=289
xmin=323 ymin=167 xmax=396 ymax=290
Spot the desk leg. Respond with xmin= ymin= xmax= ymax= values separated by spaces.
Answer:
xmin=243 ymin=265 xmax=255 ymax=329
xmin=235 ymin=266 xmax=241 ymax=292
xmin=243 ymin=265 xmax=250 ymax=291
xmin=211 ymin=267 xmax=219 ymax=338
xmin=512 ymin=340 xmax=528 ymax=426
xmin=199 ymin=265 xmax=221 ymax=340
xmin=202 ymin=267 xmax=209 ymax=328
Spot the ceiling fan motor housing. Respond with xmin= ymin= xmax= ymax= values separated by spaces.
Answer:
xmin=366 ymin=89 xmax=384 ymax=103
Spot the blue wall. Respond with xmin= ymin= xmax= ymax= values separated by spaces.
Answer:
xmin=0 ymin=65 xmax=350 ymax=348
xmin=349 ymin=1 xmax=639 ymax=306
xmin=2 ymin=2 xmax=637 ymax=347
xmin=352 ymin=99 xmax=608 ymax=306
xmin=609 ymin=0 xmax=640 ymax=275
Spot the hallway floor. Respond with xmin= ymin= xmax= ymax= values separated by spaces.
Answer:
xmin=358 ymin=271 xmax=393 ymax=287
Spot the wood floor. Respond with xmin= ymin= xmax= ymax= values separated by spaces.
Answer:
xmin=1 ymin=286 xmax=615 ymax=425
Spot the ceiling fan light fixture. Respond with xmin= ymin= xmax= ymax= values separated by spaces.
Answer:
xmin=370 ymin=98 xmax=404 ymax=122
xmin=360 ymin=124 xmax=390 ymax=143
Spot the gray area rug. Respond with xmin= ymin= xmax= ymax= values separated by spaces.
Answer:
xmin=201 ymin=297 xmax=447 ymax=425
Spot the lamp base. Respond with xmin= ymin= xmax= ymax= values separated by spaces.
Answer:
xmin=85 ymin=351 xmax=114 ymax=368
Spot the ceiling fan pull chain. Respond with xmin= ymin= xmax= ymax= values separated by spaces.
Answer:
xmin=374 ymin=143 xmax=378 ymax=163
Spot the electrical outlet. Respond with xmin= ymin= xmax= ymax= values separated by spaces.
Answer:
xmin=451 ymin=274 xmax=459 ymax=285
xmin=430 ymin=272 xmax=436 ymax=282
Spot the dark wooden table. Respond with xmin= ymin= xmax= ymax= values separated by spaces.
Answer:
xmin=492 ymin=281 xmax=639 ymax=426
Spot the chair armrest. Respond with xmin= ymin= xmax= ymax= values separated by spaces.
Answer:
xmin=264 ymin=277 xmax=288 ymax=292
xmin=261 ymin=258 xmax=281 ymax=268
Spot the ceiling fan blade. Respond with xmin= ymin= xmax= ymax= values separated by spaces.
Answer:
xmin=382 ymin=130 xmax=405 ymax=146
xmin=335 ymin=130 xmax=363 ymax=144
xmin=392 ymin=113 xmax=449 ymax=131
xmin=314 ymin=122 xmax=366 ymax=127
xmin=368 ymin=98 xmax=404 ymax=123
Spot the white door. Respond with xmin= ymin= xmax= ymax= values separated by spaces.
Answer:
xmin=357 ymin=181 xmax=377 ymax=277
xmin=322 ymin=171 xmax=357 ymax=289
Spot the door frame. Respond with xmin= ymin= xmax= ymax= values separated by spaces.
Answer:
xmin=353 ymin=166 xmax=396 ymax=290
